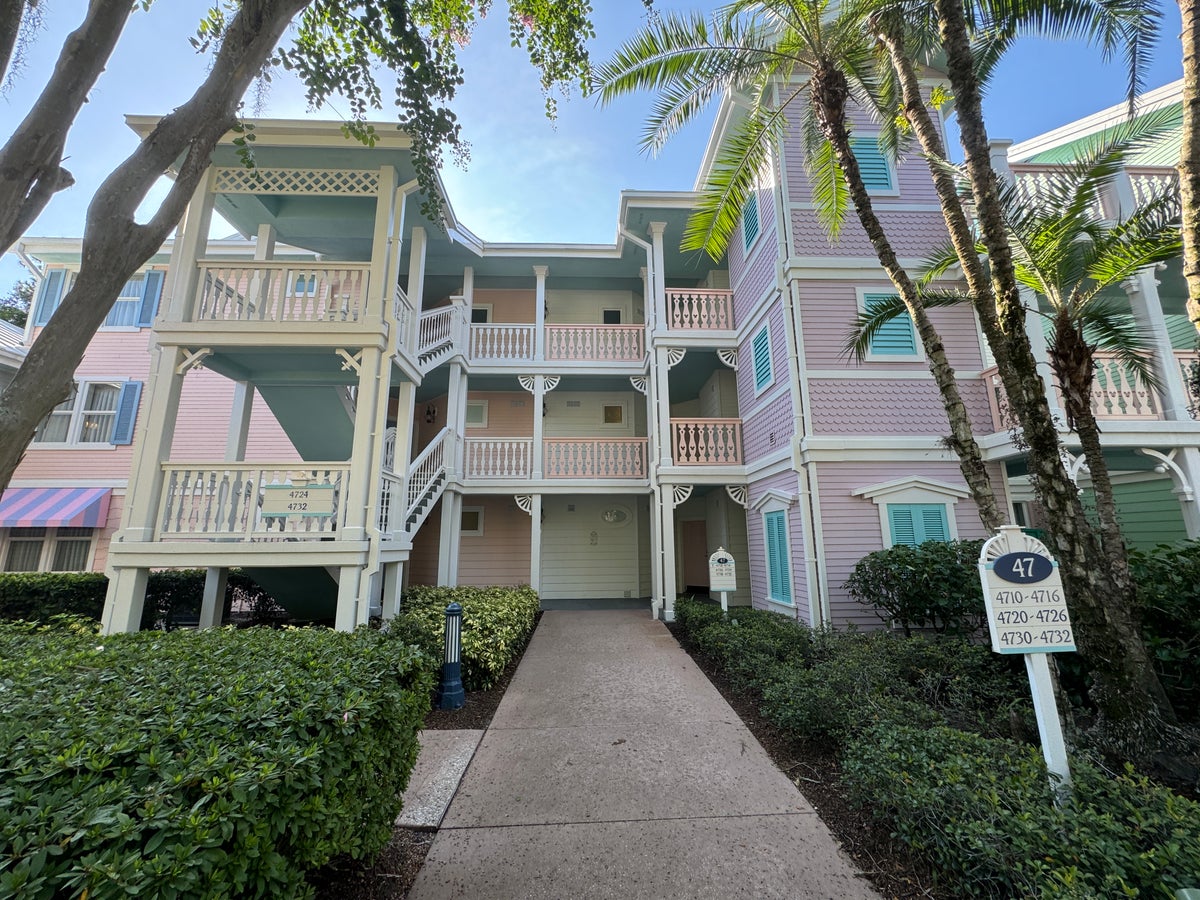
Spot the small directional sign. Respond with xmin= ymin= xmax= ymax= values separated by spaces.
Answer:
xmin=708 ymin=548 xmax=736 ymax=592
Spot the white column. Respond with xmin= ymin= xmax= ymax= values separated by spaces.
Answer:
xmin=163 ymin=170 xmax=215 ymax=323
xmin=444 ymin=363 xmax=466 ymax=480
xmin=102 ymin=568 xmax=149 ymax=635
xmin=341 ymin=347 xmax=384 ymax=542
xmin=407 ymin=227 xmax=427 ymax=313
xmin=225 ymin=382 xmax=254 ymax=461
xmin=660 ymin=490 xmax=679 ymax=621
xmin=653 ymin=347 xmax=673 ymax=467
xmin=1176 ymin=448 xmax=1200 ymax=539
xmin=335 ymin=565 xmax=364 ymax=632
xmin=437 ymin=490 xmax=463 ymax=585
xmin=649 ymin=223 xmax=667 ymax=334
xmin=368 ymin=166 xmax=397 ymax=320
xmin=198 ymin=567 xmax=228 ymax=629
xmin=531 ymin=376 xmax=546 ymax=479
xmin=534 ymin=265 xmax=548 ymax=361
xmin=648 ymin=486 xmax=663 ymax=619
xmin=529 ymin=494 xmax=542 ymax=593
xmin=382 ymin=561 xmax=405 ymax=620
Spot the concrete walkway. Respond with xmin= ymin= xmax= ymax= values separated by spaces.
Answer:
xmin=408 ymin=610 xmax=879 ymax=899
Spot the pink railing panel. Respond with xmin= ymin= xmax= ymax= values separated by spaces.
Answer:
xmin=546 ymin=325 xmax=644 ymax=362
xmin=666 ymin=289 xmax=734 ymax=330
xmin=543 ymin=438 xmax=648 ymax=478
xmin=670 ymin=418 xmax=743 ymax=465
xmin=470 ymin=324 xmax=535 ymax=361
xmin=464 ymin=438 xmax=533 ymax=478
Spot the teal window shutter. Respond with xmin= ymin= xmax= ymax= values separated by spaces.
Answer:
xmin=865 ymin=293 xmax=917 ymax=356
xmin=32 ymin=270 xmax=67 ymax=326
xmin=741 ymin=193 xmax=760 ymax=250
xmin=111 ymin=382 xmax=143 ymax=445
xmin=888 ymin=504 xmax=950 ymax=546
xmin=752 ymin=326 xmax=772 ymax=391
xmin=136 ymin=271 xmax=165 ymax=327
xmin=765 ymin=510 xmax=792 ymax=603
xmin=851 ymin=137 xmax=894 ymax=191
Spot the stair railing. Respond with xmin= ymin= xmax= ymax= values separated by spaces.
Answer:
xmin=405 ymin=426 xmax=450 ymax=525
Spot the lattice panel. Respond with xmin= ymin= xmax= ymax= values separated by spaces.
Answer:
xmin=214 ymin=167 xmax=380 ymax=196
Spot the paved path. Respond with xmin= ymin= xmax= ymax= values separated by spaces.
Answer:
xmin=408 ymin=610 xmax=879 ymax=899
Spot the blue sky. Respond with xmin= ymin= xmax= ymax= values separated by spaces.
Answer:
xmin=0 ymin=0 xmax=1187 ymax=294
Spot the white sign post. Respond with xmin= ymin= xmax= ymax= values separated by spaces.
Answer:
xmin=708 ymin=547 xmax=737 ymax=613
xmin=978 ymin=525 xmax=1073 ymax=799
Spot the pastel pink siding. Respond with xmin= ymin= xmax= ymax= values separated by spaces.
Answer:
xmin=457 ymin=495 xmax=532 ymax=586
xmin=790 ymin=209 xmax=949 ymax=258
xmin=409 ymin=501 xmax=443 ymax=585
xmin=475 ymin=289 xmax=536 ymax=324
xmin=808 ymin=377 xmax=994 ymax=436
xmin=91 ymin=491 xmax=124 ymax=572
xmin=814 ymin=460 xmax=1002 ymax=629
xmin=463 ymin=391 xmax=535 ymax=439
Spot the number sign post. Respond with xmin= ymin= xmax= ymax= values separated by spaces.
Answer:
xmin=708 ymin=548 xmax=736 ymax=613
xmin=979 ymin=526 xmax=1073 ymax=798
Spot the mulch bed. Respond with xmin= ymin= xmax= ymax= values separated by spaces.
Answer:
xmin=313 ymin=612 xmax=941 ymax=899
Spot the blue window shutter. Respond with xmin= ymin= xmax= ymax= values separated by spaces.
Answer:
xmin=888 ymin=504 xmax=950 ymax=546
xmin=765 ymin=510 xmax=792 ymax=603
xmin=888 ymin=505 xmax=917 ymax=546
xmin=851 ymin=137 xmax=893 ymax=191
xmin=136 ymin=271 xmax=165 ymax=327
xmin=742 ymin=193 xmax=760 ymax=250
xmin=752 ymin=326 xmax=772 ymax=390
xmin=111 ymin=381 xmax=143 ymax=445
xmin=32 ymin=270 xmax=66 ymax=326
xmin=920 ymin=505 xmax=950 ymax=542
xmin=865 ymin=293 xmax=917 ymax=356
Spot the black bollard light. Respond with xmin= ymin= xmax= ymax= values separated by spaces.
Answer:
xmin=437 ymin=601 xmax=465 ymax=710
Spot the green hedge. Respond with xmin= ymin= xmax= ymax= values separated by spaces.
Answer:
xmin=1128 ymin=543 xmax=1200 ymax=720
xmin=0 ymin=570 xmax=288 ymax=630
xmin=390 ymin=585 xmax=539 ymax=691
xmin=0 ymin=621 xmax=432 ymax=899
xmin=843 ymin=723 xmax=1200 ymax=898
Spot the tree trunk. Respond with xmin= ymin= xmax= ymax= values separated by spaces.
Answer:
xmin=936 ymin=0 xmax=1177 ymax=745
xmin=0 ymin=0 xmax=309 ymax=488
xmin=810 ymin=60 xmax=1003 ymax=532
xmin=1180 ymin=0 xmax=1200 ymax=335
xmin=0 ymin=0 xmax=24 ymax=86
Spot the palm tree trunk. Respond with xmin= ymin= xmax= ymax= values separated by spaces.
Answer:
xmin=810 ymin=60 xmax=1004 ymax=532
xmin=1179 ymin=0 xmax=1200 ymax=334
xmin=935 ymin=0 xmax=1177 ymax=744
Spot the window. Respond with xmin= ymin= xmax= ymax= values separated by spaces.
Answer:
xmin=465 ymin=400 xmax=488 ymax=428
xmin=887 ymin=504 xmax=951 ymax=547
xmin=603 ymin=404 xmax=624 ymax=425
xmin=751 ymin=324 xmax=773 ymax=393
xmin=863 ymin=292 xmax=918 ymax=357
xmin=741 ymin=193 xmax=760 ymax=251
xmin=764 ymin=510 xmax=792 ymax=604
xmin=461 ymin=507 xmax=484 ymax=535
xmin=32 ymin=380 xmax=142 ymax=446
xmin=470 ymin=306 xmax=491 ymax=324
xmin=102 ymin=270 xmax=165 ymax=328
xmin=2 ymin=527 xmax=94 ymax=572
xmin=850 ymin=137 xmax=895 ymax=191
xmin=602 ymin=309 xmax=622 ymax=325
xmin=293 ymin=273 xmax=318 ymax=296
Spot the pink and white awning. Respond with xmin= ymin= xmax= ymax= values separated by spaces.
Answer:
xmin=0 ymin=487 xmax=112 ymax=528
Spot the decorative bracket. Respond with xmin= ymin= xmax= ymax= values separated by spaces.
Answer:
xmin=666 ymin=348 xmax=687 ymax=369
xmin=514 ymin=495 xmax=534 ymax=515
xmin=670 ymin=484 xmax=694 ymax=508
xmin=336 ymin=349 xmax=363 ymax=374
xmin=724 ymin=484 xmax=748 ymax=508
xmin=629 ymin=376 xmax=648 ymax=394
xmin=176 ymin=348 xmax=212 ymax=375
xmin=518 ymin=375 xmax=560 ymax=394
xmin=1136 ymin=448 xmax=1195 ymax=501
xmin=717 ymin=349 xmax=738 ymax=371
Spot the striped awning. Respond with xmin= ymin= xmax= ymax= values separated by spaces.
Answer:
xmin=0 ymin=487 xmax=112 ymax=528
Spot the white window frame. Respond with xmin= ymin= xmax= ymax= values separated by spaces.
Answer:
xmin=1 ymin=527 xmax=97 ymax=572
xmin=465 ymin=399 xmax=489 ymax=428
xmin=857 ymin=288 xmax=924 ymax=362
xmin=460 ymin=506 xmax=484 ymax=536
xmin=851 ymin=476 xmax=967 ymax=548
xmin=751 ymin=322 xmax=774 ymax=395
xmin=601 ymin=402 xmax=626 ymax=426
xmin=31 ymin=379 xmax=128 ymax=448
xmin=470 ymin=304 xmax=492 ymax=324
xmin=102 ymin=274 xmax=146 ymax=329
xmin=601 ymin=308 xmax=623 ymax=325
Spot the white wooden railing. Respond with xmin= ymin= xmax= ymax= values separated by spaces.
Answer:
xmin=406 ymin=427 xmax=450 ymax=523
xmin=394 ymin=285 xmax=415 ymax=350
xmin=378 ymin=470 xmax=403 ymax=535
xmin=544 ymin=438 xmax=648 ymax=478
xmin=470 ymin=324 xmax=535 ymax=360
xmin=418 ymin=307 xmax=455 ymax=352
xmin=546 ymin=325 xmax=644 ymax=362
xmin=192 ymin=262 xmax=371 ymax=323
xmin=1009 ymin=165 xmax=1108 ymax=220
xmin=670 ymin=418 xmax=744 ymax=465
xmin=157 ymin=463 xmax=349 ymax=540
xmin=463 ymin=438 xmax=533 ymax=478
xmin=1176 ymin=350 xmax=1200 ymax=413
xmin=1126 ymin=166 xmax=1179 ymax=209
xmin=1089 ymin=353 xmax=1160 ymax=419
xmin=666 ymin=289 xmax=734 ymax=330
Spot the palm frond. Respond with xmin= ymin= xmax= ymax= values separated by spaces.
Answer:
xmin=1073 ymin=297 xmax=1160 ymax=390
xmin=807 ymin=137 xmax=850 ymax=239
xmin=842 ymin=289 xmax=968 ymax=362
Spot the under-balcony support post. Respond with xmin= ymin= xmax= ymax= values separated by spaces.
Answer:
xmin=382 ymin=561 xmax=405 ymax=620
xmin=657 ymin=489 xmax=680 ymax=622
xmin=653 ymin=348 xmax=673 ymax=468
xmin=102 ymin=567 xmax=149 ymax=635
xmin=531 ymin=376 xmax=546 ymax=479
xmin=649 ymin=223 xmax=667 ymax=336
xmin=529 ymin=494 xmax=542 ymax=593
xmin=199 ymin=567 xmax=228 ymax=629
xmin=438 ymin=490 xmax=463 ymax=586
xmin=226 ymin=382 xmax=254 ymax=462
xmin=408 ymin=226 xmax=427 ymax=313
xmin=335 ymin=566 xmax=364 ymax=632
xmin=648 ymin=486 xmax=663 ymax=619
xmin=254 ymin=223 xmax=277 ymax=261
xmin=534 ymin=265 xmax=548 ymax=362
xmin=444 ymin=363 xmax=467 ymax=480
xmin=1177 ymin=449 xmax=1200 ymax=539
xmin=164 ymin=169 xmax=215 ymax=322
xmin=369 ymin=166 xmax=397 ymax=319
xmin=342 ymin=346 xmax=386 ymax=543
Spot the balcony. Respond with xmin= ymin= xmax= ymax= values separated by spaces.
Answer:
xmin=157 ymin=463 xmax=350 ymax=540
xmin=665 ymin=289 xmax=734 ymax=330
xmin=468 ymin=324 xmax=645 ymax=363
xmin=980 ymin=350 xmax=1200 ymax=431
xmin=463 ymin=437 xmax=649 ymax=479
xmin=1009 ymin=163 xmax=1177 ymax=220
xmin=669 ymin=418 xmax=744 ymax=465
xmin=189 ymin=262 xmax=373 ymax=325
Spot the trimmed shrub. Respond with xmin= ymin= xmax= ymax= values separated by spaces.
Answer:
xmin=687 ymin=604 xmax=813 ymax=693
xmin=1129 ymin=542 xmax=1200 ymax=721
xmin=391 ymin=585 xmax=539 ymax=691
xmin=844 ymin=539 xmax=986 ymax=636
xmin=0 ymin=621 xmax=432 ymax=899
xmin=843 ymin=723 xmax=1200 ymax=898
xmin=0 ymin=571 xmax=107 ymax=621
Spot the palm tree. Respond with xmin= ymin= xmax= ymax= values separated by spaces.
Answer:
xmin=592 ymin=0 xmax=1005 ymax=530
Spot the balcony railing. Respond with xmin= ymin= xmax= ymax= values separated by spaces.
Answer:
xmin=192 ymin=262 xmax=371 ymax=324
xmin=666 ymin=289 xmax=734 ymax=330
xmin=464 ymin=438 xmax=534 ymax=478
xmin=546 ymin=325 xmax=644 ymax=362
xmin=158 ymin=463 xmax=350 ymax=540
xmin=544 ymin=438 xmax=648 ymax=478
xmin=670 ymin=418 xmax=744 ymax=465
xmin=470 ymin=324 xmax=534 ymax=361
